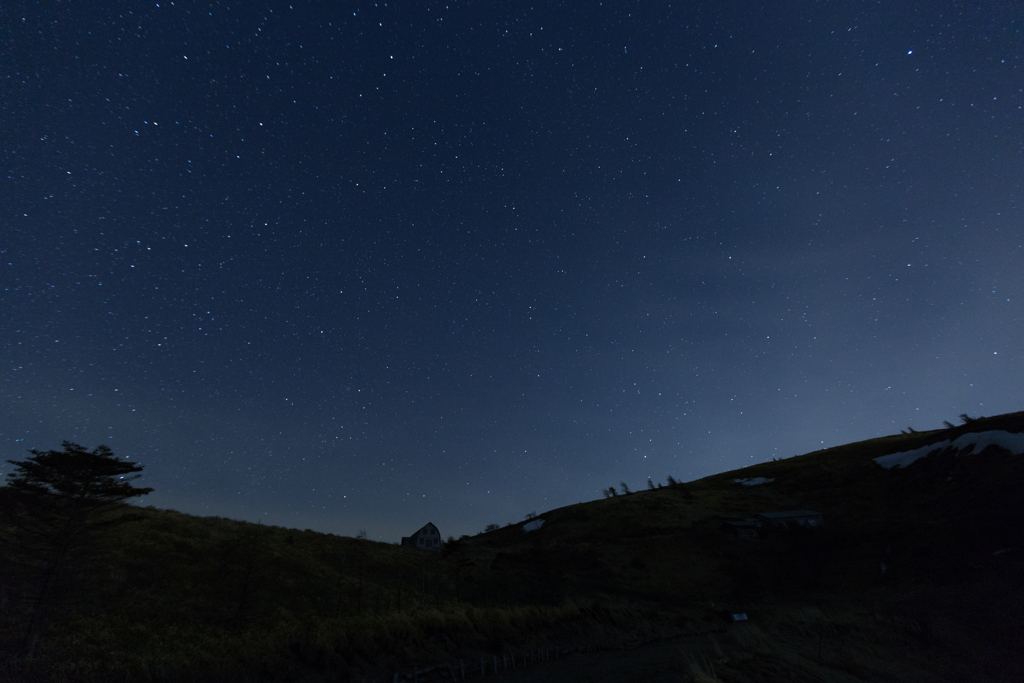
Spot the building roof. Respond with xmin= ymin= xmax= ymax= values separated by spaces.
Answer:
xmin=401 ymin=522 xmax=441 ymax=551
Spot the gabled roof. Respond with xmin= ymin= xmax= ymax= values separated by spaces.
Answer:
xmin=401 ymin=522 xmax=441 ymax=551
xmin=410 ymin=522 xmax=438 ymax=536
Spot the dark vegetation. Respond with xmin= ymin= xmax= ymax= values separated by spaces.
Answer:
xmin=0 ymin=442 xmax=153 ymax=668
xmin=2 ymin=413 xmax=1023 ymax=681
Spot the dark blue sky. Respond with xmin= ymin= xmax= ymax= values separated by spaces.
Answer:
xmin=3 ymin=1 xmax=1022 ymax=540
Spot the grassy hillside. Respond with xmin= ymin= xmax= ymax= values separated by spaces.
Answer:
xmin=2 ymin=412 xmax=1023 ymax=682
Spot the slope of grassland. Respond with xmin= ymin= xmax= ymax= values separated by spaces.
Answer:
xmin=2 ymin=411 xmax=1022 ymax=682
xmin=457 ymin=411 xmax=1024 ymax=681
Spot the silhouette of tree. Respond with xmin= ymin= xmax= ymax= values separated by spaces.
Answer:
xmin=1 ymin=441 xmax=152 ymax=661
xmin=619 ymin=481 xmax=631 ymax=495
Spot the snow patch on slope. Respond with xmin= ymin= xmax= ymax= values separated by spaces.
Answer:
xmin=732 ymin=477 xmax=774 ymax=486
xmin=874 ymin=430 xmax=1024 ymax=469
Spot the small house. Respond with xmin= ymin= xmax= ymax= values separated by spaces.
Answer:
xmin=401 ymin=522 xmax=442 ymax=551
xmin=755 ymin=510 xmax=824 ymax=530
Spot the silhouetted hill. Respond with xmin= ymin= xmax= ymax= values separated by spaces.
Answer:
xmin=2 ymin=411 xmax=1022 ymax=681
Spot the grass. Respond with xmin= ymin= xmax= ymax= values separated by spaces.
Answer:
xmin=2 ymin=410 xmax=1022 ymax=681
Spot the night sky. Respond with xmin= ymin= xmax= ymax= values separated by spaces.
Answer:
xmin=3 ymin=2 xmax=1022 ymax=541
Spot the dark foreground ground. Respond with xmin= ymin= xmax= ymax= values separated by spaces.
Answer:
xmin=436 ymin=609 xmax=1017 ymax=683
xmin=472 ymin=637 xmax=714 ymax=683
